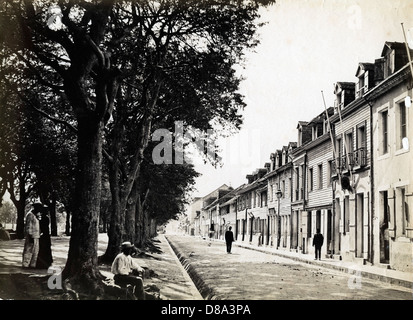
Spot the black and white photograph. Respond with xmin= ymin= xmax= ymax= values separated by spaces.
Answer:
xmin=0 ymin=0 xmax=412 ymax=309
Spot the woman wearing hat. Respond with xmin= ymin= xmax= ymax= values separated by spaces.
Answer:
xmin=36 ymin=206 xmax=53 ymax=269
xmin=111 ymin=241 xmax=145 ymax=300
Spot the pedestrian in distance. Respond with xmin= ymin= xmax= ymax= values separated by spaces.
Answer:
xmin=22 ymin=203 xmax=42 ymax=268
xmin=225 ymin=226 xmax=235 ymax=254
xmin=111 ymin=241 xmax=146 ymax=300
xmin=36 ymin=206 xmax=53 ymax=269
xmin=313 ymin=228 xmax=324 ymax=261
xmin=0 ymin=223 xmax=10 ymax=241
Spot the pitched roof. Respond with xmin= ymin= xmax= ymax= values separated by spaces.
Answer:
xmin=355 ymin=62 xmax=375 ymax=77
xmin=381 ymin=41 xmax=409 ymax=56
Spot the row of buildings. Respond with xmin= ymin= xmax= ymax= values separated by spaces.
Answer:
xmin=186 ymin=40 xmax=413 ymax=273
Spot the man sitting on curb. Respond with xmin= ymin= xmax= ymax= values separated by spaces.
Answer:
xmin=111 ymin=241 xmax=145 ymax=300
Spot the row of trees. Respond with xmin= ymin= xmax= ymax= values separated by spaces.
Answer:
xmin=0 ymin=0 xmax=272 ymax=297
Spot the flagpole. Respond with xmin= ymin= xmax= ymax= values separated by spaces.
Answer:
xmin=321 ymin=90 xmax=341 ymax=187
xmin=401 ymin=22 xmax=413 ymax=81
xmin=335 ymin=93 xmax=354 ymax=189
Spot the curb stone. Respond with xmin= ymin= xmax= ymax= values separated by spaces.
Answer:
xmin=164 ymin=236 xmax=218 ymax=300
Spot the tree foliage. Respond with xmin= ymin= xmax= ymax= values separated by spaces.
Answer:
xmin=0 ymin=0 xmax=272 ymax=297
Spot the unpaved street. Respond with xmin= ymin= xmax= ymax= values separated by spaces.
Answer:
xmin=166 ymin=235 xmax=412 ymax=300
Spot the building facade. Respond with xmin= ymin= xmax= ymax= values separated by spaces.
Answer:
xmin=367 ymin=42 xmax=413 ymax=272
xmin=186 ymin=40 xmax=412 ymax=274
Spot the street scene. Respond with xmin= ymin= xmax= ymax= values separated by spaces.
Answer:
xmin=165 ymin=235 xmax=412 ymax=300
xmin=0 ymin=0 xmax=413 ymax=305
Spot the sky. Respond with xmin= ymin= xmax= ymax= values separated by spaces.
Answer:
xmin=189 ymin=0 xmax=413 ymax=199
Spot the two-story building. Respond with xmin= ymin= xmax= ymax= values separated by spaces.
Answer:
xmin=291 ymin=122 xmax=312 ymax=252
xmin=218 ymin=184 xmax=245 ymax=239
xmin=187 ymin=197 xmax=202 ymax=236
xmin=298 ymin=108 xmax=337 ymax=258
xmin=236 ymin=168 xmax=268 ymax=246
xmin=199 ymin=184 xmax=232 ymax=239
xmin=367 ymin=41 xmax=413 ymax=272
xmin=330 ymin=75 xmax=373 ymax=264
xmin=266 ymin=144 xmax=296 ymax=248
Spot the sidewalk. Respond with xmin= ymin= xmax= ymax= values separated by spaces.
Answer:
xmin=0 ymin=234 xmax=203 ymax=300
xmin=213 ymin=237 xmax=413 ymax=289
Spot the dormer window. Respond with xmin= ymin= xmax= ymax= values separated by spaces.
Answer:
xmin=311 ymin=123 xmax=323 ymax=140
xmin=334 ymin=82 xmax=355 ymax=112
xmin=335 ymin=90 xmax=344 ymax=110
xmin=380 ymin=42 xmax=413 ymax=79
xmin=297 ymin=121 xmax=311 ymax=147
xmin=356 ymin=72 xmax=366 ymax=97
xmin=355 ymin=63 xmax=374 ymax=98
xmin=385 ymin=48 xmax=395 ymax=78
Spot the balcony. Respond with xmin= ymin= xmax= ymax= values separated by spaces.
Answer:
xmin=353 ymin=147 xmax=367 ymax=167
xmin=332 ymin=148 xmax=367 ymax=174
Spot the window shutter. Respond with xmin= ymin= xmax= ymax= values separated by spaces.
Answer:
xmin=387 ymin=188 xmax=395 ymax=238
xmin=364 ymin=71 xmax=369 ymax=92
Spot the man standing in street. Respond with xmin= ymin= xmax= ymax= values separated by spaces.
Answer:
xmin=225 ymin=226 xmax=235 ymax=254
xmin=313 ymin=228 xmax=324 ymax=261
xmin=22 ymin=203 xmax=42 ymax=268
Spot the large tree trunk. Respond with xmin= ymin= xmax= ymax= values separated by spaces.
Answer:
xmin=135 ymin=194 xmax=144 ymax=248
xmin=15 ymin=202 xmax=26 ymax=239
xmin=124 ymin=180 xmax=139 ymax=245
xmin=62 ymin=115 xmax=104 ymax=297
xmin=65 ymin=210 xmax=71 ymax=236
xmin=101 ymin=162 xmax=125 ymax=263
xmin=49 ymin=193 xmax=58 ymax=236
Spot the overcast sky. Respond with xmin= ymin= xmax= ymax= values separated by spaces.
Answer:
xmin=190 ymin=0 xmax=413 ymax=198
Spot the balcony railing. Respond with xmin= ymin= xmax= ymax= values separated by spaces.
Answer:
xmin=353 ymin=147 xmax=367 ymax=167
xmin=331 ymin=147 xmax=366 ymax=175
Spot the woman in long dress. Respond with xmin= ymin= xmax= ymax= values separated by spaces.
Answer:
xmin=36 ymin=209 xmax=53 ymax=269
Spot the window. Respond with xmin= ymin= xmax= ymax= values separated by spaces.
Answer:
xmin=397 ymin=101 xmax=407 ymax=150
xmin=307 ymin=211 xmax=312 ymax=238
xmin=300 ymin=164 xmax=304 ymax=198
xmin=336 ymin=137 xmax=343 ymax=158
xmin=385 ymin=50 xmax=395 ymax=77
xmin=295 ymin=167 xmax=299 ymax=200
xmin=356 ymin=123 xmax=366 ymax=150
xmin=380 ymin=109 xmax=389 ymax=155
xmin=327 ymin=160 xmax=333 ymax=185
xmin=318 ymin=164 xmax=323 ymax=189
xmin=345 ymin=130 xmax=354 ymax=155
xmin=289 ymin=177 xmax=292 ymax=200
xmin=356 ymin=73 xmax=366 ymax=98
xmin=261 ymin=191 xmax=267 ymax=207
xmin=344 ymin=196 xmax=350 ymax=233
xmin=309 ymin=167 xmax=313 ymax=191
xmin=282 ymin=180 xmax=285 ymax=198
xmin=316 ymin=211 xmax=321 ymax=232
xmin=356 ymin=123 xmax=367 ymax=166
xmin=270 ymin=184 xmax=274 ymax=202
xmin=396 ymin=187 xmax=410 ymax=236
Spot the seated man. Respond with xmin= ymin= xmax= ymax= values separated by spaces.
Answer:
xmin=111 ymin=241 xmax=145 ymax=300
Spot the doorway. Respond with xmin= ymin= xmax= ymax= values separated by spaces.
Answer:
xmin=327 ymin=210 xmax=332 ymax=254
xmin=379 ymin=191 xmax=390 ymax=263
xmin=356 ymin=193 xmax=364 ymax=258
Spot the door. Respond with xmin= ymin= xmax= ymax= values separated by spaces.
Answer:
xmin=356 ymin=193 xmax=364 ymax=258
xmin=327 ymin=210 xmax=332 ymax=254
xmin=379 ymin=191 xmax=389 ymax=263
